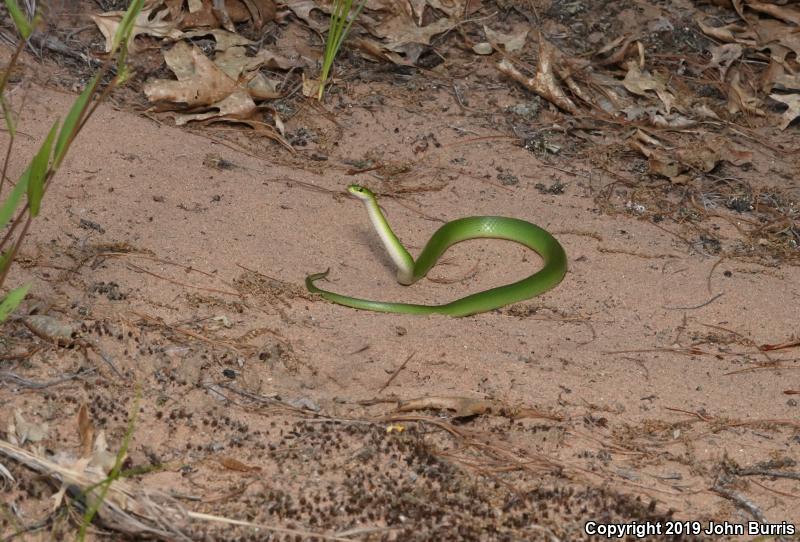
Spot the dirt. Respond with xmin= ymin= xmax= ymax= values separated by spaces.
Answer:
xmin=1 ymin=0 xmax=799 ymax=540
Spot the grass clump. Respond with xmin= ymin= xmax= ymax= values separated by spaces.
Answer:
xmin=0 ymin=0 xmax=144 ymax=322
xmin=317 ymin=0 xmax=367 ymax=100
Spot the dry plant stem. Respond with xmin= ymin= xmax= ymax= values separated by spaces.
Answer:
xmin=760 ymin=338 xmax=800 ymax=351
xmin=0 ymin=368 xmax=94 ymax=388
xmin=712 ymin=481 xmax=766 ymax=523
xmin=748 ymin=479 xmax=800 ymax=500
xmin=0 ymin=40 xmax=26 ymax=196
xmin=735 ymin=468 xmax=800 ymax=481
xmin=0 ymin=213 xmax=34 ymax=288
xmin=662 ymin=292 xmax=724 ymax=310
xmin=0 ymin=58 xmax=117 ymax=291
xmin=378 ymin=352 xmax=414 ymax=393
xmin=125 ymin=262 xmax=240 ymax=296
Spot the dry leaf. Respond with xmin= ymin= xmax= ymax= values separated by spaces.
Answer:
xmin=174 ymin=91 xmax=256 ymax=124
xmin=427 ymin=0 xmax=480 ymax=18
xmin=214 ymin=46 xmax=261 ymax=78
xmin=253 ymin=49 xmax=300 ymax=70
xmin=397 ymin=396 xmax=494 ymax=418
xmin=595 ymin=35 xmax=642 ymax=67
xmin=693 ymin=103 xmax=721 ymax=120
xmin=282 ymin=0 xmax=327 ymax=31
xmin=497 ymin=34 xmax=579 ymax=115
xmin=707 ymin=43 xmax=743 ymax=81
xmin=145 ymin=42 xmax=237 ymax=106
xmin=596 ymin=35 xmax=629 ymax=57
xmin=180 ymin=28 xmax=254 ymax=51
xmin=483 ymin=25 xmax=527 ymax=52
xmin=630 ymin=128 xmax=663 ymax=148
xmin=302 ymin=73 xmax=321 ymax=98
xmin=649 ymin=154 xmax=685 ymax=179
xmin=218 ymin=456 xmax=261 ymax=472
xmin=14 ymin=410 xmax=48 ymax=444
xmin=224 ymin=119 xmax=294 ymax=152
xmin=372 ymin=16 xmax=456 ymax=63
xmin=246 ymin=73 xmax=281 ymax=99
xmin=77 ymin=403 xmax=94 ymax=459
xmin=177 ymin=0 xmax=220 ymax=28
xmin=676 ymin=145 xmax=721 ymax=173
xmin=631 ymin=133 xmax=753 ymax=179
xmin=236 ymin=0 xmax=276 ymax=28
xmin=89 ymin=430 xmax=119 ymax=474
xmin=622 ymin=62 xmax=675 ymax=113
xmin=351 ymin=36 xmax=409 ymax=64
xmin=92 ymin=6 xmax=183 ymax=52
xmin=746 ymin=1 xmax=800 ymax=25
xmin=727 ymin=67 xmax=766 ymax=116
xmin=770 ymin=93 xmax=800 ymax=130
xmin=696 ymin=19 xmax=755 ymax=45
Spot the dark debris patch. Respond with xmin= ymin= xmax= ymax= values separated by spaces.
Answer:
xmin=181 ymin=420 xmax=722 ymax=541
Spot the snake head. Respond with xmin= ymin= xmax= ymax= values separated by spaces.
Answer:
xmin=347 ymin=184 xmax=375 ymax=201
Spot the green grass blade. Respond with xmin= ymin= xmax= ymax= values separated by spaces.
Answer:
xmin=114 ymin=0 xmax=144 ymax=83
xmin=318 ymin=0 xmax=366 ymax=99
xmin=3 ymin=0 xmax=32 ymax=39
xmin=1 ymin=96 xmax=16 ymax=138
xmin=53 ymin=76 xmax=97 ymax=169
xmin=27 ymin=120 xmax=59 ymax=217
xmin=335 ymin=0 xmax=367 ymax=54
xmin=0 ymin=250 xmax=11 ymax=276
xmin=0 ymin=283 xmax=29 ymax=322
xmin=77 ymin=390 xmax=140 ymax=541
xmin=0 ymin=165 xmax=30 ymax=230
xmin=112 ymin=0 xmax=144 ymax=52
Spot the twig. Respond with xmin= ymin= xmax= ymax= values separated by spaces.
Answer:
xmin=760 ymin=338 xmax=800 ymax=352
xmin=605 ymin=347 xmax=711 ymax=356
xmin=125 ymin=262 xmax=240 ymax=297
xmin=28 ymin=33 xmax=104 ymax=69
xmin=378 ymin=352 xmax=414 ymax=393
xmin=0 ymin=368 xmax=95 ymax=389
xmin=664 ymin=406 xmax=712 ymax=422
xmin=712 ymin=481 xmax=766 ymax=523
xmin=91 ymin=347 xmax=124 ymax=380
xmin=735 ymin=468 xmax=800 ymax=481
xmin=707 ymin=256 xmax=726 ymax=295
xmin=662 ymin=292 xmax=724 ymax=310
xmin=723 ymin=364 xmax=800 ymax=376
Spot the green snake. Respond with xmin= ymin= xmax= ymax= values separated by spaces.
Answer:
xmin=306 ymin=185 xmax=567 ymax=316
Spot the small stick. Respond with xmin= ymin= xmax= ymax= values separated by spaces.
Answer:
xmin=760 ymin=338 xmax=800 ymax=352
xmin=712 ymin=482 xmax=766 ymax=523
xmin=126 ymin=262 xmax=240 ymax=297
xmin=0 ymin=368 xmax=95 ymax=389
xmin=91 ymin=347 xmax=124 ymax=380
xmin=735 ymin=468 xmax=800 ymax=481
xmin=664 ymin=406 xmax=712 ymax=422
xmin=378 ymin=352 xmax=415 ymax=394
xmin=707 ymin=256 xmax=726 ymax=295
xmin=748 ymin=479 xmax=800 ymax=499
xmin=724 ymin=364 xmax=800 ymax=376
xmin=662 ymin=292 xmax=724 ymax=310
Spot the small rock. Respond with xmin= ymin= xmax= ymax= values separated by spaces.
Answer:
xmin=472 ymin=42 xmax=493 ymax=55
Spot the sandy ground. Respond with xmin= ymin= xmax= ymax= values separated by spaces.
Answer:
xmin=1 ymin=1 xmax=800 ymax=540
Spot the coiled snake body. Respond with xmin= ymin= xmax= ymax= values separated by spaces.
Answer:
xmin=306 ymin=185 xmax=567 ymax=316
